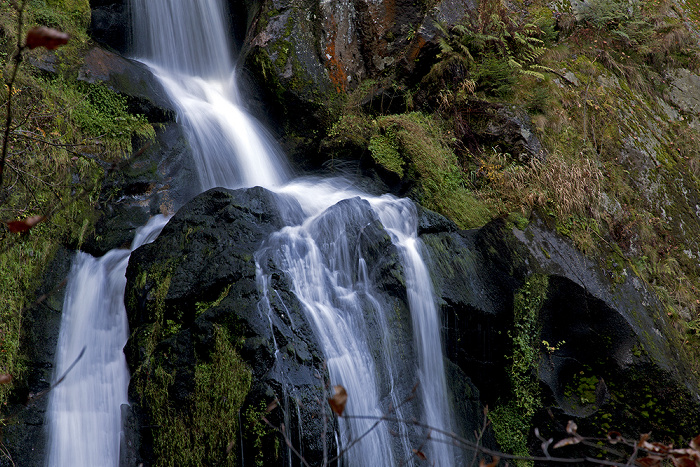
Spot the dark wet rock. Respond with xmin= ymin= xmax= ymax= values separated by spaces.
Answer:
xmin=29 ymin=45 xmax=175 ymax=123
xmin=123 ymin=187 xmax=336 ymax=466
xmin=471 ymin=104 xmax=544 ymax=162
xmin=89 ymin=0 xmax=129 ymax=53
xmin=417 ymin=204 xmax=458 ymax=235
xmin=82 ymin=122 xmax=198 ymax=256
xmin=240 ymin=0 xmax=450 ymax=169
xmin=77 ymin=47 xmax=175 ymax=122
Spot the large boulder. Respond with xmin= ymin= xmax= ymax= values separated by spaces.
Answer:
xmin=123 ymin=187 xmax=336 ymax=466
xmin=122 ymin=187 xmax=492 ymax=464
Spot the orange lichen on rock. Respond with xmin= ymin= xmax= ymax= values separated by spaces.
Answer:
xmin=323 ymin=16 xmax=348 ymax=92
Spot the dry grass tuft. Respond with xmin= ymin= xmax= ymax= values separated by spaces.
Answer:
xmin=491 ymin=152 xmax=604 ymax=218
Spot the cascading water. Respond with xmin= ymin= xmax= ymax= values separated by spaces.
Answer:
xmin=45 ymin=215 xmax=168 ymax=467
xmin=46 ymin=0 xmax=458 ymax=465
xmin=128 ymin=0 xmax=288 ymax=190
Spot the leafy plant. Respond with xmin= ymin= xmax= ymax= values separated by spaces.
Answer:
xmin=427 ymin=0 xmax=553 ymax=100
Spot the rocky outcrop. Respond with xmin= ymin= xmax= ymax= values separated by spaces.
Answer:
xmin=420 ymin=213 xmax=700 ymax=448
xmin=239 ymin=0 xmax=478 ymax=168
xmin=76 ymin=46 xmax=175 ymax=122
xmin=82 ymin=122 xmax=198 ymax=256
xmin=123 ymin=187 xmax=337 ymax=465
xmin=120 ymin=187 xmax=492 ymax=464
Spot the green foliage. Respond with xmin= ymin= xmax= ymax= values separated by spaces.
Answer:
xmin=42 ymin=78 xmax=154 ymax=153
xmin=0 ymin=0 xmax=156 ymax=410
xmin=368 ymin=131 xmax=403 ymax=177
xmin=375 ymin=112 xmax=493 ymax=228
xmin=428 ymin=0 xmax=553 ymax=99
xmin=241 ymin=401 xmax=278 ymax=467
xmin=510 ymin=274 xmax=548 ymax=417
xmin=490 ymin=274 xmax=549 ymax=466
xmin=489 ymin=402 xmax=532 ymax=466
xmin=577 ymin=0 xmax=650 ymax=41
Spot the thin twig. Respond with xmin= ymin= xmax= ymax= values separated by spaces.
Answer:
xmin=1 ymin=345 xmax=86 ymax=424
xmin=1 ymin=0 xmax=28 ymax=193
xmin=469 ymin=407 xmax=490 ymax=467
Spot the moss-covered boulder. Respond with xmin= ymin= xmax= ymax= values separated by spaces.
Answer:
xmin=123 ymin=187 xmax=335 ymax=466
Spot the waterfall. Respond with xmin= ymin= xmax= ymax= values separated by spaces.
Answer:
xmin=46 ymin=0 xmax=457 ymax=465
xmin=128 ymin=0 xmax=288 ymax=190
xmin=45 ymin=216 xmax=168 ymax=467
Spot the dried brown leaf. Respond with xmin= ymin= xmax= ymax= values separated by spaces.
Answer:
xmin=413 ymin=449 xmax=427 ymax=461
xmin=6 ymin=215 xmax=45 ymax=233
xmin=479 ymin=456 xmax=500 ymax=467
xmin=328 ymin=385 xmax=348 ymax=416
xmin=671 ymin=457 xmax=699 ymax=467
xmin=607 ymin=431 xmax=622 ymax=444
xmin=26 ymin=27 xmax=69 ymax=50
xmin=637 ymin=457 xmax=662 ymax=467
xmin=0 ymin=375 xmax=11 ymax=384
xmin=690 ymin=434 xmax=700 ymax=452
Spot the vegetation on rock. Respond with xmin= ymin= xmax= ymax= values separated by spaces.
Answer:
xmin=320 ymin=0 xmax=700 ymax=458
xmin=0 ymin=0 xmax=153 ymax=409
xmin=4 ymin=0 xmax=700 ymax=464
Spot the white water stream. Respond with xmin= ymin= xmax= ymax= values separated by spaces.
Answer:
xmin=46 ymin=1 xmax=456 ymax=465
xmin=45 ymin=216 xmax=168 ymax=467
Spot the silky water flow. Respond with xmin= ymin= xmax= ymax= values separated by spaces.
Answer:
xmin=46 ymin=1 xmax=457 ymax=465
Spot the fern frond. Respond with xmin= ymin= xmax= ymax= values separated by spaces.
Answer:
xmin=520 ymin=69 xmax=545 ymax=79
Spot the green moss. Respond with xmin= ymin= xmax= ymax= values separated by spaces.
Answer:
xmin=195 ymin=284 xmax=232 ymax=315
xmin=368 ymin=132 xmax=403 ymax=177
xmin=41 ymin=78 xmax=154 ymax=153
xmin=242 ymin=401 xmax=278 ymax=467
xmin=507 ymin=211 xmax=530 ymax=230
xmin=328 ymin=114 xmax=375 ymax=148
xmin=143 ymin=326 xmax=252 ymax=466
xmin=489 ymin=402 xmax=532 ymax=466
xmin=372 ymin=112 xmax=493 ymax=228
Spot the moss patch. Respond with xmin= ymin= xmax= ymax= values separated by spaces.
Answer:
xmin=140 ymin=326 xmax=252 ymax=466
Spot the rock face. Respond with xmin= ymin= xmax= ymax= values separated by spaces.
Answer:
xmin=238 ymin=0 xmax=477 ymax=168
xmin=420 ymin=214 xmax=700 ymax=448
xmin=89 ymin=0 xmax=129 ymax=53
